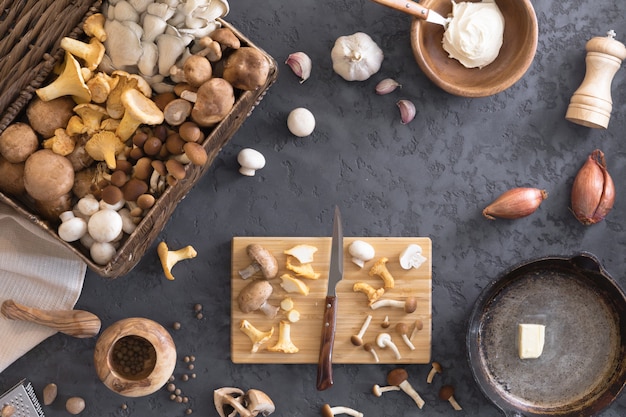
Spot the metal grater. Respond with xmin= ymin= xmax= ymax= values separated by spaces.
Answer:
xmin=0 ymin=379 xmax=45 ymax=417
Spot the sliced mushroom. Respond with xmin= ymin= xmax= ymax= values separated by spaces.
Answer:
xmin=214 ymin=387 xmax=245 ymax=417
xmin=243 ymin=389 xmax=275 ymax=417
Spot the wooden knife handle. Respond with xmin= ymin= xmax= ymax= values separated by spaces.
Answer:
xmin=1 ymin=299 xmax=101 ymax=338
xmin=316 ymin=295 xmax=337 ymax=391
xmin=370 ymin=0 xmax=431 ymax=19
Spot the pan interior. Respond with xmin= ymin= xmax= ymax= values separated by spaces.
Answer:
xmin=477 ymin=269 xmax=621 ymax=410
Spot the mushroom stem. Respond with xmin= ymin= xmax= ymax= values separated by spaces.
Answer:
xmin=376 ymin=332 xmax=401 ymax=360
xmin=370 ymin=297 xmax=417 ymax=313
xmin=426 ymin=361 xmax=442 ymax=384
xmin=372 ymin=384 xmax=400 ymax=397
xmin=351 ymin=314 xmax=372 ymax=346
xmin=396 ymin=323 xmax=415 ymax=350
xmin=239 ymin=263 xmax=261 ymax=279
xmin=321 ymin=404 xmax=363 ymax=417
xmin=439 ymin=385 xmax=462 ymax=411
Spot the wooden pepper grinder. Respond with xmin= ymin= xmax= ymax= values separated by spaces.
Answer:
xmin=565 ymin=30 xmax=626 ymax=129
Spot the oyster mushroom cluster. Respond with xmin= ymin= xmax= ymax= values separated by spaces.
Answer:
xmin=102 ymin=0 xmax=229 ymax=92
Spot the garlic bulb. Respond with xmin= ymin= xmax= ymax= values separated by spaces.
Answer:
xmin=571 ymin=149 xmax=615 ymax=225
xmin=331 ymin=32 xmax=384 ymax=81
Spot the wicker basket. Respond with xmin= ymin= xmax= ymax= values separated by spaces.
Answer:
xmin=0 ymin=1 xmax=278 ymax=277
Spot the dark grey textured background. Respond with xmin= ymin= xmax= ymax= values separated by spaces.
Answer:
xmin=2 ymin=0 xmax=626 ymax=416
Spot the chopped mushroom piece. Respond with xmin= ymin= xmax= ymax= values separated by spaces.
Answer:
xmin=286 ymin=309 xmax=300 ymax=323
xmin=320 ymin=404 xmax=363 ymax=417
xmin=396 ymin=323 xmax=415 ymax=350
xmin=376 ymin=332 xmax=401 ymax=360
xmin=279 ymin=273 xmax=310 ymax=296
xmin=285 ymin=257 xmax=320 ymax=279
xmin=372 ymin=384 xmax=400 ymax=397
xmin=399 ymin=244 xmax=427 ymax=270
xmin=268 ymin=320 xmax=299 ymax=353
xmin=369 ymin=257 xmax=395 ymax=289
xmin=238 ymin=279 xmax=280 ymax=318
xmin=353 ymin=282 xmax=385 ymax=305
xmin=284 ymin=244 xmax=318 ymax=263
xmin=363 ymin=342 xmax=379 ymax=363
xmin=239 ymin=244 xmax=278 ymax=279
xmin=280 ymin=297 xmax=295 ymax=311
xmin=239 ymin=319 xmax=274 ymax=353
xmin=387 ymin=368 xmax=425 ymax=409
xmin=371 ymin=296 xmax=417 ymax=313
xmin=213 ymin=387 xmax=245 ymax=417
xmin=157 ymin=241 xmax=197 ymax=280
xmin=350 ymin=314 xmax=372 ymax=346
xmin=439 ymin=384 xmax=462 ymax=411
xmin=426 ymin=361 xmax=442 ymax=384
xmin=243 ymin=389 xmax=276 ymax=417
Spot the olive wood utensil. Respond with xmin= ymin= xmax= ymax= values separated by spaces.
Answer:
xmin=370 ymin=0 xmax=450 ymax=27
xmin=1 ymin=299 xmax=101 ymax=338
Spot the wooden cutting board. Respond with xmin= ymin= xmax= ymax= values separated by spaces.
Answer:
xmin=231 ymin=237 xmax=432 ymax=364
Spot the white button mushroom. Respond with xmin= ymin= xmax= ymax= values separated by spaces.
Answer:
xmin=348 ymin=240 xmax=375 ymax=268
xmin=90 ymin=242 xmax=117 ymax=265
xmin=88 ymin=209 xmax=123 ymax=243
xmin=58 ymin=211 xmax=88 ymax=242
xmin=399 ymin=244 xmax=427 ymax=270
xmin=76 ymin=194 xmax=100 ymax=217
xmin=287 ymin=107 xmax=315 ymax=137
xmin=237 ymin=148 xmax=266 ymax=176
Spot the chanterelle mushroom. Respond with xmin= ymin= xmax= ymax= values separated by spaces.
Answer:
xmin=115 ymin=88 xmax=165 ymax=141
xmin=239 ymin=244 xmax=278 ymax=279
xmin=238 ymin=279 xmax=279 ymax=318
xmin=239 ymin=319 xmax=274 ymax=353
xmin=268 ymin=320 xmax=299 ymax=353
xmin=369 ymin=257 xmax=395 ymax=289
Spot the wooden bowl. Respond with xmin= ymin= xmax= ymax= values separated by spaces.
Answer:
xmin=411 ymin=0 xmax=538 ymax=97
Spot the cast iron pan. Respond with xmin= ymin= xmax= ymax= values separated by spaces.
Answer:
xmin=467 ymin=252 xmax=626 ymax=417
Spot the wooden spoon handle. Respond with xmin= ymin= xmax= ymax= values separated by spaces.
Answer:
xmin=370 ymin=0 xmax=431 ymax=19
xmin=1 ymin=299 xmax=101 ymax=338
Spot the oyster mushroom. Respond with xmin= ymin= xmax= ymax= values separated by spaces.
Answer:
xmin=238 ymin=279 xmax=279 ymax=318
xmin=214 ymin=387 xmax=274 ymax=417
xmin=238 ymin=244 xmax=278 ymax=279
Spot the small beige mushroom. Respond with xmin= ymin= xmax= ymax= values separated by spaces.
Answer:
xmin=350 ymin=314 xmax=372 ymax=346
xmin=410 ymin=319 xmax=424 ymax=340
xmin=157 ymin=241 xmax=197 ymax=280
xmin=439 ymin=384 xmax=462 ymax=410
xmin=369 ymin=257 xmax=395 ymax=289
xmin=370 ymin=296 xmax=417 ymax=313
xmin=222 ymin=47 xmax=271 ymax=91
xmin=238 ymin=244 xmax=278 ymax=279
xmin=396 ymin=323 xmax=415 ymax=350
xmin=190 ymin=77 xmax=235 ymax=127
xmin=237 ymin=279 xmax=279 ymax=318
xmin=239 ymin=319 xmax=274 ymax=353
xmin=363 ymin=342 xmax=379 ymax=363
xmin=163 ymin=98 xmax=192 ymax=126
xmin=387 ymin=368 xmax=425 ymax=409
xmin=376 ymin=332 xmax=401 ymax=360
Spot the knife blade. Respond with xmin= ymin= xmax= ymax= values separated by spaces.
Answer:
xmin=316 ymin=206 xmax=343 ymax=391
xmin=370 ymin=0 xmax=451 ymax=28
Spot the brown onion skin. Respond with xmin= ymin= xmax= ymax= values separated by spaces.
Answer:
xmin=571 ymin=149 xmax=615 ymax=225
xmin=483 ymin=187 xmax=549 ymax=220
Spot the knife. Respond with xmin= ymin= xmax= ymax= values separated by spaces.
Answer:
xmin=316 ymin=206 xmax=343 ymax=391
xmin=370 ymin=0 xmax=451 ymax=28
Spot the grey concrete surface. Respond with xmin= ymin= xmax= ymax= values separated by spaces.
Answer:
xmin=2 ymin=0 xmax=626 ymax=416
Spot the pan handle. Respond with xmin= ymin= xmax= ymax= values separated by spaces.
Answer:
xmin=569 ymin=252 xmax=603 ymax=274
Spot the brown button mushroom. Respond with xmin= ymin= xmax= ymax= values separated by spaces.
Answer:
xmin=222 ymin=47 xmax=271 ymax=91
xmin=183 ymin=55 xmax=213 ymax=88
xmin=24 ymin=149 xmax=74 ymax=202
xmin=210 ymin=27 xmax=241 ymax=51
xmin=163 ymin=98 xmax=193 ymax=126
xmin=190 ymin=77 xmax=235 ymax=127
xmin=0 ymin=156 xmax=25 ymax=196
xmin=238 ymin=244 xmax=278 ymax=279
xmin=26 ymin=96 xmax=76 ymax=138
xmin=237 ymin=279 xmax=279 ymax=318
xmin=0 ymin=122 xmax=39 ymax=163
xmin=439 ymin=384 xmax=462 ymax=410
xmin=387 ymin=368 xmax=425 ymax=409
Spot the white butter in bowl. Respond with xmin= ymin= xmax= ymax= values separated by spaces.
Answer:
xmin=517 ymin=323 xmax=546 ymax=359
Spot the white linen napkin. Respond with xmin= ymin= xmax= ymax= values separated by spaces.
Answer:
xmin=0 ymin=202 xmax=86 ymax=373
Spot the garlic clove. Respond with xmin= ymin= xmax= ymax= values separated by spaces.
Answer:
xmin=285 ymin=52 xmax=312 ymax=83
xmin=397 ymin=99 xmax=416 ymax=124
xmin=571 ymin=149 xmax=615 ymax=225
xmin=482 ymin=187 xmax=548 ymax=220
xmin=376 ymin=78 xmax=401 ymax=95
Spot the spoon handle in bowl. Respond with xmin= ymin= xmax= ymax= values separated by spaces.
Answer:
xmin=1 ymin=299 xmax=101 ymax=338
xmin=370 ymin=0 xmax=431 ymax=19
